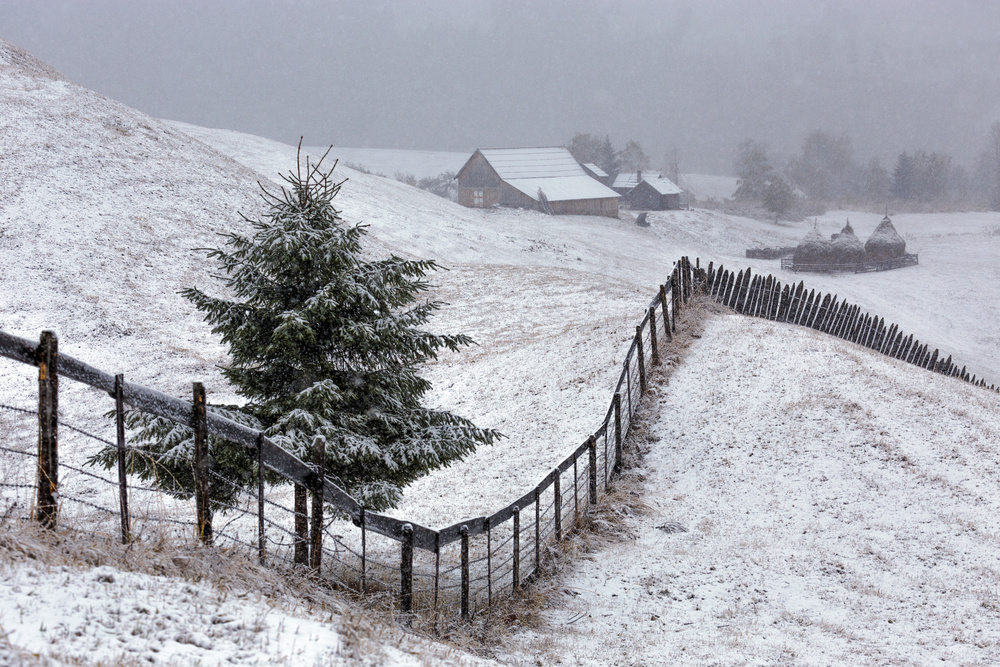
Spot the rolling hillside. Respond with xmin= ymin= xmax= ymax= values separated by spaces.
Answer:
xmin=1 ymin=39 xmax=998 ymax=665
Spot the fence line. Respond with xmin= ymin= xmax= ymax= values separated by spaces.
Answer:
xmin=0 ymin=257 xmax=699 ymax=620
xmin=705 ymin=261 xmax=997 ymax=392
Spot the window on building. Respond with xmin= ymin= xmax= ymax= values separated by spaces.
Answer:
xmin=473 ymin=190 xmax=484 ymax=206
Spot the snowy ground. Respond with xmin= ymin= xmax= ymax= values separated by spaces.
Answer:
xmin=2 ymin=38 xmax=1000 ymax=665
xmin=499 ymin=313 xmax=1000 ymax=666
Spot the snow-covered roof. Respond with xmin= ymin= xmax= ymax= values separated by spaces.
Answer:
xmin=581 ymin=162 xmax=608 ymax=178
xmin=612 ymin=172 xmax=641 ymax=190
xmin=640 ymin=176 xmax=683 ymax=195
xmin=473 ymin=147 xmax=619 ymax=202
xmin=504 ymin=176 xmax=618 ymax=203
xmin=612 ymin=171 xmax=683 ymax=195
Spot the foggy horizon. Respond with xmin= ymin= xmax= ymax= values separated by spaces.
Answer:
xmin=3 ymin=0 xmax=1000 ymax=175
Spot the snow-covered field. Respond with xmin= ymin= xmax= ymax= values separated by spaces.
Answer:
xmin=501 ymin=314 xmax=1000 ymax=665
xmin=2 ymin=39 xmax=999 ymax=665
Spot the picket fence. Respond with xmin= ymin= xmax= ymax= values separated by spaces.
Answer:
xmin=0 ymin=257 xmax=703 ymax=622
xmin=704 ymin=262 xmax=997 ymax=391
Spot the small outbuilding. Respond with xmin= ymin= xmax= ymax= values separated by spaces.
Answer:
xmin=611 ymin=171 xmax=684 ymax=210
xmin=455 ymin=147 xmax=620 ymax=217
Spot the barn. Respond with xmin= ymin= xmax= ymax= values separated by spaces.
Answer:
xmin=612 ymin=171 xmax=684 ymax=210
xmin=456 ymin=147 xmax=620 ymax=217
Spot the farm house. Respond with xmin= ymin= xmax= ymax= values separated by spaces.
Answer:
xmin=455 ymin=147 xmax=620 ymax=217
xmin=611 ymin=170 xmax=684 ymax=210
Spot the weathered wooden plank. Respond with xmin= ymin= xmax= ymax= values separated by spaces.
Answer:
xmin=812 ymin=294 xmax=831 ymax=330
xmin=798 ymin=290 xmax=816 ymax=326
xmin=727 ymin=270 xmax=743 ymax=309
xmin=0 ymin=330 xmax=40 ymax=366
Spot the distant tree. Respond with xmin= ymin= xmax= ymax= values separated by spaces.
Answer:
xmin=599 ymin=135 xmax=620 ymax=178
xmin=568 ymin=132 xmax=621 ymax=178
xmin=567 ymin=133 xmax=604 ymax=166
xmin=416 ymin=171 xmax=458 ymax=201
xmin=617 ymin=139 xmax=651 ymax=173
xmin=861 ymin=157 xmax=890 ymax=204
xmin=788 ymin=130 xmax=859 ymax=201
xmin=762 ymin=176 xmax=794 ymax=220
xmin=919 ymin=152 xmax=951 ymax=201
xmin=892 ymin=150 xmax=952 ymax=202
xmin=891 ymin=152 xmax=917 ymax=200
xmin=733 ymin=139 xmax=775 ymax=200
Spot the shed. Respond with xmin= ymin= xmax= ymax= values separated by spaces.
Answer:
xmin=456 ymin=147 xmax=620 ymax=217
xmin=622 ymin=176 xmax=684 ymax=210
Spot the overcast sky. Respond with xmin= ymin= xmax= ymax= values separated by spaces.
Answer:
xmin=3 ymin=0 xmax=1000 ymax=173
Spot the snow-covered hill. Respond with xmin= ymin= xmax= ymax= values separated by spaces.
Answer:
xmin=1 ymin=39 xmax=999 ymax=666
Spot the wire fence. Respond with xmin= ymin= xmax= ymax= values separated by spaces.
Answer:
xmin=0 ymin=258 xmax=703 ymax=622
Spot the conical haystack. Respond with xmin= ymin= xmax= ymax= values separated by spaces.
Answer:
xmin=865 ymin=215 xmax=906 ymax=261
xmin=794 ymin=225 xmax=833 ymax=265
xmin=830 ymin=219 xmax=866 ymax=264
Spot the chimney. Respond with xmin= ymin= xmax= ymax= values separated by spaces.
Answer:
xmin=636 ymin=170 xmax=642 ymax=184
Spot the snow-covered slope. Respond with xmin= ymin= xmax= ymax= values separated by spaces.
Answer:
xmin=3 ymin=38 xmax=1000 ymax=666
xmin=0 ymin=40 xmax=275 ymax=400
xmin=502 ymin=314 xmax=1000 ymax=665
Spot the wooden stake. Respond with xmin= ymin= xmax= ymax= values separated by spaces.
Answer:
xmin=294 ymin=483 xmax=308 ymax=564
xmin=193 ymin=382 xmax=212 ymax=545
xmin=36 ymin=331 xmax=58 ymax=530
xmin=460 ymin=525 xmax=470 ymax=620
xmin=114 ymin=374 xmax=130 ymax=544
xmin=401 ymin=523 xmax=413 ymax=613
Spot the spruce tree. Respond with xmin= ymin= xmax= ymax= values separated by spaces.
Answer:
xmin=93 ymin=147 xmax=499 ymax=511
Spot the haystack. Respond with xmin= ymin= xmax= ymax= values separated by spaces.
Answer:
xmin=793 ymin=225 xmax=833 ymax=265
xmin=830 ymin=219 xmax=866 ymax=265
xmin=865 ymin=215 xmax=906 ymax=261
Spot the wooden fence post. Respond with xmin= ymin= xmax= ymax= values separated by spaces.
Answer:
xmin=648 ymin=307 xmax=660 ymax=366
xmin=193 ymin=382 xmax=212 ymax=545
xmin=36 ymin=330 xmax=58 ymax=530
xmin=257 ymin=432 xmax=265 ymax=564
xmin=534 ymin=487 xmax=541 ymax=571
xmin=554 ymin=469 xmax=562 ymax=541
xmin=360 ymin=506 xmax=367 ymax=593
xmin=635 ymin=326 xmax=647 ymax=395
xmin=114 ymin=374 xmax=130 ymax=544
xmin=485 ymin=516 xmax=492 ymax=606
xmin=294 ymin=483 xmax=309 ymax=564
xmin=573 ymin=456 xmax=579 ymax=524
xmin=613 ymin=393 xmax=623 ymax=473
xmin=460 ymin=525 xmax=470 ymax=620
xmin=434 ymin=533 xmax=440 ymax=616
xmin=401 ymin=523 xmax=413 ymax=613
xmin=588 ymin=435 xmax=598 ymax=504
xmin=672 ymin=269 xmax=680 ymax=323
xmin=659 ymin=285 xmax=672 ymax=341
xmin=512 ymin=506 xmax=521 ymax=591
xmin=310 ymin=435 xmax=325 ymax=573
